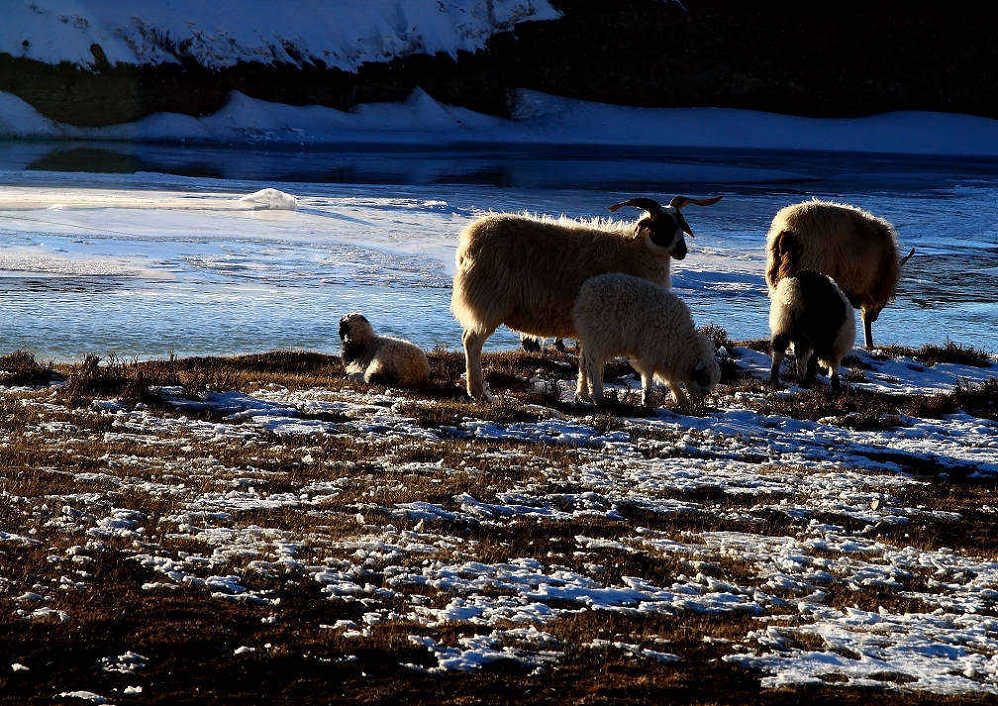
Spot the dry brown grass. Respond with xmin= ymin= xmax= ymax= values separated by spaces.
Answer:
xmin=0 ymin=350 xmax=61 ymax=386
xmin=870 ymin=341 xmax=994 ymax=368
xmin=3 ymin=344 xmax=998 ymax=704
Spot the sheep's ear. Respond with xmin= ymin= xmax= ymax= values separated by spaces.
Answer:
xmin=676 ymin=211 xmax=695 ymax=238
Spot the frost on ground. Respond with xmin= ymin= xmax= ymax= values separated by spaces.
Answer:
xmin=1 ymin=343 xmax=997 ymax=704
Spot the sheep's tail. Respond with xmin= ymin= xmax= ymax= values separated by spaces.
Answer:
xmin=766 ymin=229 xmax=800 ymax=289
xmin=450 ymin=251 xmax=490 ymax=335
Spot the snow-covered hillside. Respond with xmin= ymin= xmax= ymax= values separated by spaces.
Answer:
xmin=1 ymin=0 xmax=559 ymax=69
xmin=4 ymin=87 xmax=998 ymax=157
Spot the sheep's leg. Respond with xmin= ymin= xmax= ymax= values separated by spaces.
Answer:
xmin=804 ymin=353 xmax=819 ymax=386
xmin=575 ymin=344 xmax=590 ymax=402
xmin=828 ymin=358 xmax=842 ymax=392
xmin=862 ymin=310 xmax=874 ymax=349
xmin=667 ymin=381 xmax=688 ymax=408
xmin=640 ymin=373 xmax=654 ymax=407
xmin=632 ymin=362 xmax=655 ymax=406
xmin=462 ymin=328 xmax=493 ymax=400
xmin=554 ymin=338 xmax=567 ymax=353
xmin=769 ymin=334 xmax=788 ymax=385
xmin=795 ymin=346 xmax=813 ymax=385
xmin=585 ymin=355 xmax=605 ymax=405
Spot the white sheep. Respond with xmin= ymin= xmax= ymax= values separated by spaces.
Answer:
xmin=572 ymin=273 xmax=720 ymax=407
xmin=768 ymin=271 xmax=856 ymax=391
xmin=338 ymin=313 xmax=430 ymax=388
xmin=765 ymin=199 xmax=913 ymax=348
xmin=451 ymin=195 xmax=722 ymax=398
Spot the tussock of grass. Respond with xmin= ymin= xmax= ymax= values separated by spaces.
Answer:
xmin=951 ymin=377 xmax=998 ymax=420
xmin=62 ymin=353 xmax=155 ymax=407
xmin=871 ymin=341 xmax=994 ymax=368
xmin=699 ymin=323 xmax=733 ymax=351
xmin=0 ymin=350 xmax=60 ymax=387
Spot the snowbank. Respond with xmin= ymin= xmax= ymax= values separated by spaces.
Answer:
xmin=238 ymin=188 xmax=297 ymax=211
xmin=4 ymin=87 xmax=998 ymax=157
xmin=1 ymin=0 xmax=559 ymax=70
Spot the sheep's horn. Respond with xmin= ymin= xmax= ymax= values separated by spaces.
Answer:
xmin=669 ymin=195 xmax=723 ymax=209
xmin=899 ymin=247 xmax=915 ymax=267
xmin=608 ymin=198 xmax=664 ymax=214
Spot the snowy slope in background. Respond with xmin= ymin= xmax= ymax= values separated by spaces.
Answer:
xmin=0 ymin=0 xmax=559 ymax=69
xmin=4 ymin=88 xmax=998 ymax=157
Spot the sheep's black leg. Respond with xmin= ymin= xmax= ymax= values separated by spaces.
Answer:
xmin=795 ymin=346 xmax=814 ymax=385
xmin=769 ymin=334 xmax=788 ymax=385
xmin=862 ymin=310 xmax=874 ymax=349
xmin=805 ymin=354 xmax=819 ymax=385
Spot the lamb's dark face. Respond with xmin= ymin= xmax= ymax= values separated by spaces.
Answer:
xmin=339 ymin=313 xmax=371 ymax=343
xmin=641 ymin=207 xmax=692 ymax=260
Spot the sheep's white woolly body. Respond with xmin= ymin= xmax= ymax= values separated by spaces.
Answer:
xmin=339 ymin=313 xmax=430 ymax=388
xmin=573 ymin=273 xmax=720 ymax=406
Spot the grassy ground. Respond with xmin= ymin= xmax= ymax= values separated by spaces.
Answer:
xmin=1 ymin=342 xmax=996 ymax=704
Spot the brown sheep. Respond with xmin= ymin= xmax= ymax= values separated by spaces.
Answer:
xmin=765 ymin=199 xmax=914 ymax=348
xmin=451 ymin=195 xmax=722 ymax=399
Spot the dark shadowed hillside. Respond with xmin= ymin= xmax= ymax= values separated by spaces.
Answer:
xmin=2 ymin=1 xmax=997 ymax=127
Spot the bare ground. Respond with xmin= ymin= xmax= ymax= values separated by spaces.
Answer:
xmin=1 ymin=343 xmax=997 ymax=704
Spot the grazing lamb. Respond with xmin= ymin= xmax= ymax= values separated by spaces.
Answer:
xmin=768 ymin=271 xmax=856 ymax=391
xmin=765 ymin=199 xmax=914 ymax=348
xmin=338 ymin=313 xmax=430 ymax=388
xmin=452 ymin=194 xmax=722 ymax=398
xmin=573 ymin=273 xmax=720 ymax=407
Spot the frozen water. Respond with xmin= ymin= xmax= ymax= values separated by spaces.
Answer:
xmin=0 ymin=142 xmax=995 ymax=359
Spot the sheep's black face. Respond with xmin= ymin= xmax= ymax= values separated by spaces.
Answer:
xmin=645 ymin=209 xmax=689 ymax=259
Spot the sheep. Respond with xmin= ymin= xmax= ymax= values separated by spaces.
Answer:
xmin=573 ymin=273 xmax=720 ymax=408
xmin=338 ymin=313 xmax=430 ymax=388
xmin=764 ymin=199 xmax=914 ymax=348
xmin=451 ymin=195 xmax=723 ymax=398
xmin=768 ymin=271 xmax=856 ymax=391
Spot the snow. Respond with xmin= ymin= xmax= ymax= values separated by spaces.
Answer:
xmin=4 ymin=87 xmax=998 ymax=156
xmin=1 ymin=0 xmax=559 ymax=70
xmin=238 ymin=188 xmax=297 ymax=211
xmin=55 ymin=692 xmax=106 ymax=704
xmin=4 ymin=347 xmax=998 ymax=694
